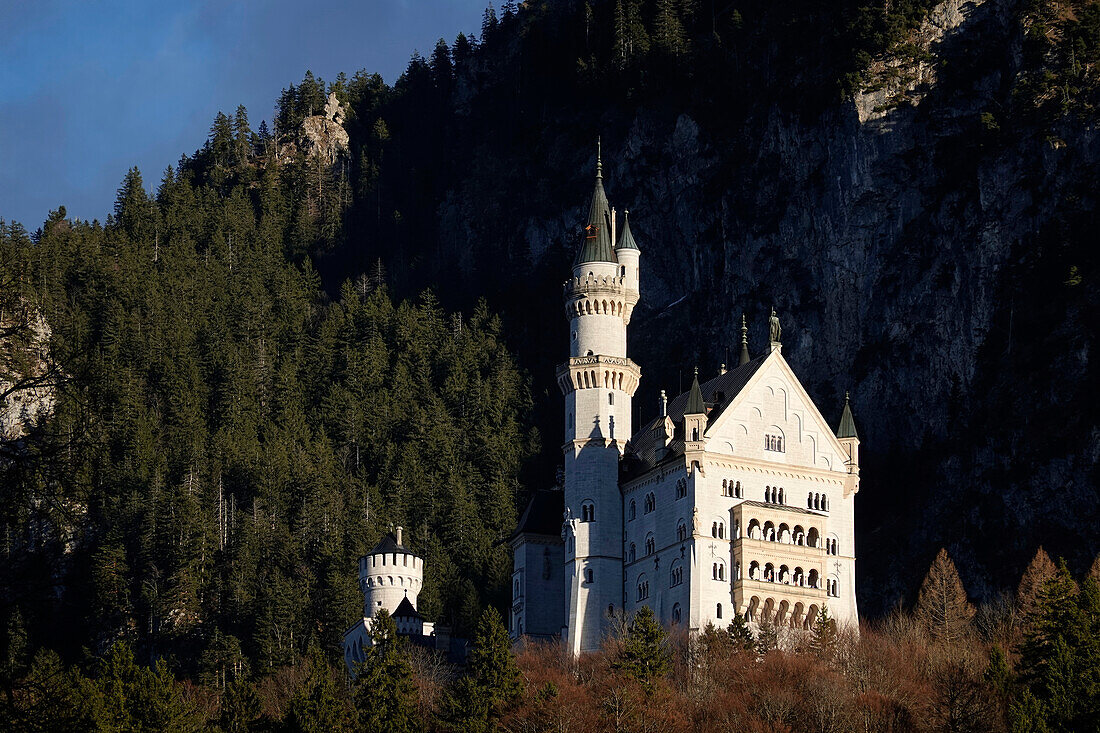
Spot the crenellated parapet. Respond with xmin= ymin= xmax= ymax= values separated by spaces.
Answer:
xmin=556 ymin=354 xmax=641 ymax=396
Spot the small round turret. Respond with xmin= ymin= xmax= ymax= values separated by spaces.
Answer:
xmin=359 ymin=526 xmax=424 ymax=617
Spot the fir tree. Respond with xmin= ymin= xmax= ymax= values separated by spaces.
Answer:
xmin=915 ymin=548 xmax=975 ymax=643
xmin=755 ymin=620 xmax=779 ymax=655
xmin=283 ymin=648 xmax=355 ymax=733
xmin=353 ymin=608 xmax=419 ymax=733
xmin=810 ymin=604 xmax=838 ymax=659
xmin=613 ymin=605 xmax=671 ymax=690
xmin=726 ymin=614 xmax=755 ymax=653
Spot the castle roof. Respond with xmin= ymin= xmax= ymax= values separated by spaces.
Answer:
xmin=393 ymin=596 xmax=422 ymax=620
xmin=615 ymin=210 xmax=639 ymax=251
xmin=369 ymin=531 xmax=418 ymax=557
xmin=837 ymin=393 xmax=858 ymax=439
xmin=684 ymin=369 xmax=706 ymax=415
xmin=623 ymin=353 xmax=768 ymax=473
xmin=575 ymin=145 xmax=617 ymax=266
xmin=511 ymin=488 xmax=564 ymax=541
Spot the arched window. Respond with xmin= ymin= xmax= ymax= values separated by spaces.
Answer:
xmin=637 ymin=575 xmax=650 ymax=600
xmin=581 ymin=501 xmax=595 ymax=522
xmin=609 ymin=393 xmax=614 ymax=405
xmin=691 ymin=427 xmax=700 ymax=441
xmin=645 ymin=534 xmax=655 ymax=556
xmin=711 ymin=522 xmax=718 ymax=538
xmin=514 ymin=579 xmax=520 ymax=596
xmin=628 ymin=543 xmax=636 ymax=563
xmin=749 ymin=561 xmax=760 ymax=580
xmin=675 ymin=479 xmax=687 ymax=499
xmin=735 ymin=480 xmax=742 ymax=498
xmin=764 ymin=563 xmax=775 ymax=582
xmin=808 ymin=569 xmax=820 ymax=589
xmin=718 ymin=522 xmax=725 ymax=539
xmin=677 ymin=522 xmax=687 ymax=542
xmin=808 ymin=492 xmax=813 ymax=508
xmin=629 ymin=500 xmax=636 ymax=521
xmin=670 ymin=561 xmax=683 ymax=586
xmin=672 ymin=603 xmax=682 ymax=623
xmin=808 ymin=527 xmax=820 ymax=548
xmin=608 ymin=604 xmax=615 ymax=617
xmin=585 ymin=568 xmax=594 ymax=584
xmin=644 ymin=493 xmax=656 ymax=513
xmin=717 ymin=603 xmax=723 ymax=619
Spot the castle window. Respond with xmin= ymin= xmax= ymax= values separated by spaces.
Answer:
xmin=629 ymin=500 xmax=636 ymax=521
xmin=644 ymin=493 xmax=655 ymax=514
xmin=585 ymin=569 xmax=594 ymax=584
xmin=514 ymin=579 xmax=520 ymax=597
xmin=764 ymin=433 xmax=785 ymax=452
xmin=629 ymin=543 xmax=636 ymax=563
xmin=735 ymin=481 xmax=741 ymax=498
xmin=675 ymin=479 xmax=686 ymax=499
xmin=645 ymin=534 xmax=655 ymax=556
xmin=581 ymin=502 xmax=595 ymax=522
xmin=692 ymin=427 xmax=700 ymax=441
xmin=609 ymin=393 xmax=614 ymax=405
xmin=670 ymin=561 xmax=683 ymax=587
xmin=608 ymin=604 xmax=615 ymax=617
xmin=712 ymin=522 xmax=718 ymax=538
xmin=672 ymin=603 xmax=682 ymax=623
xmin=637 ymin=576 xmax=650 ymax=600
xmin=719 ymin=522 xmax=725 ymax=539
xmin=717 ymin=603 xmax=723 ymax=620
xmin=677 ymin=522 xmax=687 ymax=542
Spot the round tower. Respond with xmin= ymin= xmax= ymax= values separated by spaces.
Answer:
xmin=359 ymin=526 xmax=424 ymax=617
xmin=556 ymin=143 xmax=642 ymax=655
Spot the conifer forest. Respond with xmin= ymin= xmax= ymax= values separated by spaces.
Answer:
xmin=3 ymin=0 xmax=1100 ymax=730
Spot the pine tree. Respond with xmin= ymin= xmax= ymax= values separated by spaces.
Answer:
xmin=283 ymin=648 xmax=355 ymax=733
xmin=613 ymin=605 xmax=671 ymax=690
xmin=726 ymin=614 xmax=755 ymax=653
xmin=915 ymin=548 xmax=975 ymax=643
xmin=219 ymin=679 xmax=261 ymax=733
xmin=653 ymin=0 xmax=688 ymax=56
xmin=1017 ymin=546 xmax=1058 ymax=626
xmin=353 ymin=609 xmax=419 ymax=733
xmin=810 ymin=604 xmax=838 ymax=659
xmin=755 ymin=620 xmax=778 ymax=655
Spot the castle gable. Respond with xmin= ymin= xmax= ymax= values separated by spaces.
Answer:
xmin=704 ymin=352 xmax=848 ymax=473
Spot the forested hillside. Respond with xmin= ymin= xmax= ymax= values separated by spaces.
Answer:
xmin=2 ymin=0 xmax=1100 ymax=721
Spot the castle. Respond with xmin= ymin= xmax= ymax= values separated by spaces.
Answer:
xmin=509 ymin=149 xmax=861 ymax=654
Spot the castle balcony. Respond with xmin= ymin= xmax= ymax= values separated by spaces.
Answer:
xmin=556 ymin=355 xmax=641 ymax=396
xmin=733 ymin=576 xmax=827 ymax=630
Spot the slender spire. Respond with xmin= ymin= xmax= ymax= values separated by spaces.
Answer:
xmin=575 ymin=139 xmax=616 ymax=265
xmin=738 ymin=313 xmax=750 ymax=365
xmin=837 ymin=392 xmax=858 ymax=439
xmin=616 ymin=208 xmax=639 ymax=251
xmin=685 ymin=366 xmax=706 ymax=415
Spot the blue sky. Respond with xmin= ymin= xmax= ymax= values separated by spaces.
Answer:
xmin=0 ymin=0 xmax=488 ymax=228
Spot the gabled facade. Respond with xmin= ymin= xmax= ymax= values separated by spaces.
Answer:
xmin=510 ymin=149 xmax=861 ymax=652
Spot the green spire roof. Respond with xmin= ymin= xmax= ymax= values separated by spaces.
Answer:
xmin=685 ymin=367 xmax=706 ymax=415
xmin=837 ymin=392 xmax=858 ymax=439
xmin=575 ymin=141 xmax=617 ymax=265
xmin=616 ymin=209 xmax=639 ymax=251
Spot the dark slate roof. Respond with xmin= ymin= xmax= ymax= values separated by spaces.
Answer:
xmin=575 ymin=156 xmax=617 ymax=265
xmin=393 ymin=596 xmax=422 ymax=619
xmin=615 ymin=210 xmax=639 ymax=251
xmin=511 ymin=488 xmax=565 ymax=540
xmin=837 ymin=393 xmax=858 ymax=439
xmin=623 ymin=353 xmax=769 ymax=474
xmin=685 ymin=371 xmax=706 ymax=415
xmin=369 ymin=531 xmax=418 ymax=557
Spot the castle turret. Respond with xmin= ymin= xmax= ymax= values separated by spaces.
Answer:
xmin=359 ymin=526 xmax=424 ymax=618
xmin=837 ymin=393 xmax=860 ymax=476
xmin=556 ymin=144 xmax=641 ymax=655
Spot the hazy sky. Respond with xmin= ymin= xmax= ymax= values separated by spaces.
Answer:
xmin=0 ymin=0 xmax=488 ymax=228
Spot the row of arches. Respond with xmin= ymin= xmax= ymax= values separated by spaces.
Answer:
xmin=364 ymin=575 xmax=421 ymax=589
xmin=808 ymin=492 xmax=830 ymax=511
xmin=745 ymin=519 xmax=823 ymax=548
xmin=764 ymin=485 xmax=786 ymax=505
xmin=746 ymin=597 xmax=821 ymax=629
xmin=572 ymin=298 xmax=626 ymax=318
xmin=746 ymin=561 xmax=820 ymax=589
xmin=722 ymin=479 xmax=742 ymax=498
xmin=565 ymin=368 xmax=630 ymax=392
xmin=764 ymin=434 xmax=785 ymax=452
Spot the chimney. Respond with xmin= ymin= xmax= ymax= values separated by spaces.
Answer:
xmin=395 ymin=526 xmax=403 ymax=545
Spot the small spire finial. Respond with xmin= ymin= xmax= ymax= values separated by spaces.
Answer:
xmin=596 ymin=137 xmax=602 ymax=180
xmin=693 ymin=366 xmax=699 ymax=378
xmin=738 ymin=313 xmax=751 ymax=365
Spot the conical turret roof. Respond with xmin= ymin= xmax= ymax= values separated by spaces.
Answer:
xmin=615 ymin=209 xmax=639 ymax=251
xmin=685 ymin=368 xmax=706 ymax=415
xmin=837 ymin=392 xmax=858 ymax=439
xmin=575 ymin=143 xmax=617 ymax=265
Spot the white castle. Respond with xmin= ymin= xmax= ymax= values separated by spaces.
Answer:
xmin=509 ymin=148 xmax=861 ymax=654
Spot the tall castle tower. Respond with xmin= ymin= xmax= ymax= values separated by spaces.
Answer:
xmin=555 ymin=146 xmax=641 ymax=654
